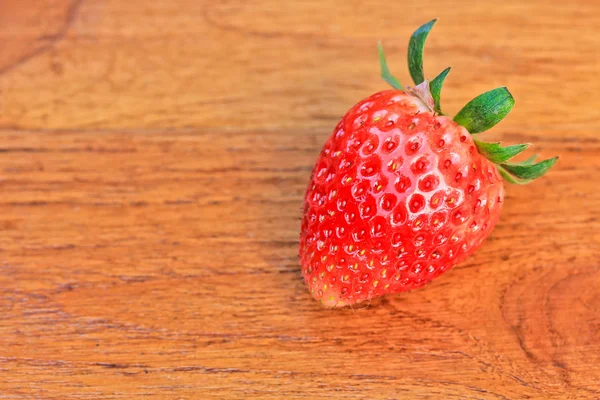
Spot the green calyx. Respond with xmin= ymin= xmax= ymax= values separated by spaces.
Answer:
xmin=377 ymin=42 xmax=403 ymax=90
xmin=429 ymin=67 xmax=450 ymax=115
xmin=454 ymin=88 xmax=515 ymax=134
xmin=474 ymin=141 xmax=529 ymax=164
xmin=377 ymin=19 xmax=557 ymax=184
xmin=497 ymin=157 xmax=558 ymax=184
xmin=408 ymin=19 xmax=436 ymax=85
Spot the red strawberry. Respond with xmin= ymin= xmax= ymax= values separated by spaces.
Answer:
xmin=299 ymin=20 xmax=557 ymax=307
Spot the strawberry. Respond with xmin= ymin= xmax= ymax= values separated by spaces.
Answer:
xmin=299 ymin=20 xmax=557 ymax=308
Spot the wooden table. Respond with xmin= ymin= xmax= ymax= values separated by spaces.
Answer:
xmin=1 ymin=1 xmax=599 ymax=398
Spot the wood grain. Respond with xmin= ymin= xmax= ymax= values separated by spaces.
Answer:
xmin=1 ymin=0 xmax=599 ymax=398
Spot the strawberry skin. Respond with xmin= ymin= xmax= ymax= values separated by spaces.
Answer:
xmin=300 ymin=90 xmax=504 ymax=307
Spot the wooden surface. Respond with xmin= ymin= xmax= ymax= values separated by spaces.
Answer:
xmin=1 ymin=1 xmax=599 ymax=398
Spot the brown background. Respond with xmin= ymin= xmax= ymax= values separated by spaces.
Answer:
xmin=1 ymin=0 xmax=599 ymax=398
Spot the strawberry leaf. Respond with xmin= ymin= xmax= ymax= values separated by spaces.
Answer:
xmin=378 ymin=42 xmax=403 ymax=90
xmin=408 ymin=19 xmax=437 ymax=85
xmin=454 ymin=87 xmax=515 ymax=134
xmin=474 ymin=140 xmax=529 ymax=164
xmin=497 ymin=165 xmax=525 ymax=184
xmin=498 ymin=157 xmax=558 ymax=184
xmin=519 ymin=154 xmax=538 ymax=165
xmin=429 ymin=67 xmax=451 ymax=114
